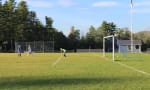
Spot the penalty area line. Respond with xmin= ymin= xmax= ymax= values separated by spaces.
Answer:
xmin=102 ymin=56 xmax=150 ymax=76
xmin=52 ymin=56 xmax=63 ymax=67
xmin=116 ymin=62 xmax=150 ymax=76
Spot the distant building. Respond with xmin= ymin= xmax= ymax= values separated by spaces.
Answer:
xmin=118 ymin=40 xmax=141 ymax=53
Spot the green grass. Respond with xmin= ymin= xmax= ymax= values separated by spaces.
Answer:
xmin=0 ymin=53 xmax=150 ymax=90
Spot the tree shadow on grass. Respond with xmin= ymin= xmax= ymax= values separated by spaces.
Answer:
xmin=115 ymin=57 xmax=145 ymax=62
xmin=0 ymin=76 xmax=142 ymax=89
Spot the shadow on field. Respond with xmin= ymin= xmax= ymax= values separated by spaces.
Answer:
xmin=115 ymin=59 xmax=144 ymax=62
xmin=0 ymin=76 xmax=141 ymax=89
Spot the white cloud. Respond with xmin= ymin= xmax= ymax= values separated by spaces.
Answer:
xmin=134 ymin=2 xmax=150 ymax=7
xmin=17 ymin=0 xmax=24 ymax=1
xmin=133 ymin=1 xmax=150 ymax=14
xmin=58 ymin=0 xmax=76 ymax=7
xmin=78 ymin=7 xmax=89 ymax=13
xmin=17 ymin=0 xmax=76 ymax=8
xmin=78 ymin=7 xmax=89 ymax=10
xmin=29 ymin=1 xmax=54 ymax=8
xmin=16 ymin=0 xmax=54 ymax=8
xmin=92 ymin=1 xmax=119 ymax=7
xmin=134 ymin=9 xmax=150 ymax=14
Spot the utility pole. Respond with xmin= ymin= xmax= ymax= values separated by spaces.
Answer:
xmin=130 ymin=0 xmax=133 ymax=52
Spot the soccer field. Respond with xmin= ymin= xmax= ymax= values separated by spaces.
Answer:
xmin=0 ymin=53 xmax=150 ymax=90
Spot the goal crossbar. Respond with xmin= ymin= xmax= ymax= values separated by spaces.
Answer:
xmin=103 ymin=35 xmax=115 ymax=62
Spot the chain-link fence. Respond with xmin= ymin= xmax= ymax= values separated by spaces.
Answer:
xmin=15 ymin=41 xmax=54 ymax=53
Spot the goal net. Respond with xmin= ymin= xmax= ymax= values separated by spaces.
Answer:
xmin=103 ymin=36 xmax=142 ymax=61
xmin=15 ymin=41 xmax=54 ymax=53
xmin=103 ymin=35 xmax=116 ymax=62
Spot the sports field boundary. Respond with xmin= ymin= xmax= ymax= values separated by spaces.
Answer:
xmin=100 ymin=54 xmax=150 ymax=76
xmin=90 ymin=53 xmax=150 ymax=76
xmin=52 ymin=55 xmax=63 ymax=67
xmin=116 ymin=62 xmax=150 ymax=76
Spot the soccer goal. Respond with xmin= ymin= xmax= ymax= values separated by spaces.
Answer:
xmin=15 ymin=41 xmax=54 ymax=53
xmin=103 ymin=35 xmax=115 ymax=62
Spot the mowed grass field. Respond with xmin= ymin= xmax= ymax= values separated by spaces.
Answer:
xmin=0 ymin=53 xmax=150 ymax=90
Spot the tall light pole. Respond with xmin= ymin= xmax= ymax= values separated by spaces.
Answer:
xmin=130 ymin=0 xmax=133 ymax=52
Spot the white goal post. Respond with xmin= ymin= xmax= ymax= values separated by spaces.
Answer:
xmin=103 ymin=35 xmax=115 ymax=62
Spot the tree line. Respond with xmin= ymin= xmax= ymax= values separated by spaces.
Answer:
xmin=0 ymin=0 xmax=67 ymax=51
xmin=0 ymin=0 xmax=150 ymax=52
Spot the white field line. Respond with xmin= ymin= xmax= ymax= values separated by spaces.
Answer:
xmin=116 ymin=62 xmax=150 ymax=76
xmin=52 ymin=56 xmax=63 ymax=67
xmin=101 ymin=55 xmax=150 ymax=76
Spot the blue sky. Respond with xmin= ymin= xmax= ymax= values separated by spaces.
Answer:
xmin=4 ymin=0 xmax=150 ymax=35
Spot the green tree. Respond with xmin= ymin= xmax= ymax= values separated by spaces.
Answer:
xmin=135 ymin=31 xmax=150 ymax=51
xmin=0 ymin=0 xmax=63 ymax=52
xmin=0 ymin=0 xmax=17 ymax=51
xmin=79 ymin=35 xmax=88 ymax=49
xmin=15 ymin=0 xmax=29 ymax=41
xmin=100 ymin=21 xmax=116 ymax=36
xmin=68 ymin=26 xmax=80 ymax=51
xmin=117 ymin=28 xmax=131 ymax=40
xmin=86 ymin=25 xmax=96 ymax=48
xmin=45 ymin=16 xmax=55 ymax=41
xmin=54 ymin=31 xmax=67 ymax=50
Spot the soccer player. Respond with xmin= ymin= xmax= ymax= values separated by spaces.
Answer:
xmin=17 ymin=45 xmax=22 ymax=57
xmin=27 ymin=45 xmax=32 ymax=56
xmin=60 ymin=48 xmax=67 ymax=57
